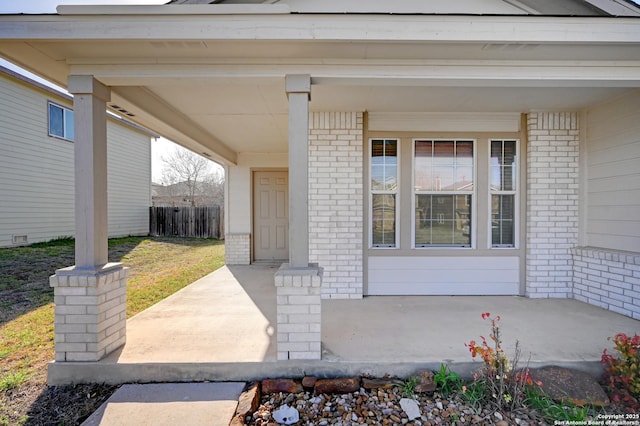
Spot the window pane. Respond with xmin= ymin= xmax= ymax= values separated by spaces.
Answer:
xmin=492 ymin=194 xmax=514 ymax=247
xmin=503 ymin=141 xmax=516 ymax=191
xmin=372 ymin=194 xmax=396 ymax=246
xmin=371 ymin=139 xmax=397 ymax=191
xmin=49 ymin=104 xmax=64 ymax=138
xmin=415 ymin=140 xmax=474 ymax=192
xmin=490 ymin=140 xmax=516 ymax=191
xmin=455 ymin=141 xmax=474 ymax=191
xmin=64 ymin=109 xmax=75 ymax=141
xmin=414 ymin=140 xmax=432 ymax=191
xmin=415 ymin=194 xmax=471 ymax=247
xmin=433 ymin=141 xmax=454 ymax=190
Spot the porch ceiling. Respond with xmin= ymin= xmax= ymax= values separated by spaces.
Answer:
xmin=1 ymin=12 xmax=640 ymax=164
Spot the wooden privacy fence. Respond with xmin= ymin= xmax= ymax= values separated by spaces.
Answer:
xmin=149 ymin=206 xmax=222 ymax=238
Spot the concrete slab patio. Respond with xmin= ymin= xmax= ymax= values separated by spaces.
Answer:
xmin=49 ymin=264 xmax=640 ymax=385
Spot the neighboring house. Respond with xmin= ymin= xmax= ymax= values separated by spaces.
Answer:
xmin=1 ymin=0 xmax=638 ymax=365
xmin=152 ymin=180 xmax=224 ymax=207
xmin=0 ymin=65 xmax=154 ymax=247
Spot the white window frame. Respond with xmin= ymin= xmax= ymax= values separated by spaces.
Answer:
xmin=412 ymin=139 xmax=476 ymax=249
xmin=369 ymin=138 xmax=400 ymax=249
xmin=48 ymin=101 xmax=74 ymax=142
xmin=488 ymin=139 xmax=519 ymax=249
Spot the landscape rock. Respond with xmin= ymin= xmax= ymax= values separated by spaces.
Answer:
xmin=301 ymin=376 xmax=317 ymax=390
xmin=528 ymin=366 xmax=610 ymax=407
xmin=362 ymin=377 xmax=402 ymax=390
xmin=262 ymin=379 xmax=303 ymax=394
xmin=400 ymin=398 xmax=421 ymax=420
xmin=272 ymin=404 xmax=299 ymax=425
xmin=230 ymin=381 xmax=260 ymax=426
xmin=314 ymin=377 xmax=360 ymax=394
xmin=414 ymin=370 xmax=437 ymax=393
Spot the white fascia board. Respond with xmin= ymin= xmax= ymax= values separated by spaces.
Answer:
xmin=69 ymin=61 xmax=640 ymax=88
xmin=57 ymin=4 xmax=291 ymax=15
xmin=1 ymin=15 xmax=640 ymax=44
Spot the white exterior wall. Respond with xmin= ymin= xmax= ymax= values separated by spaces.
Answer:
xmin=584 ymin=91 xmax=640 ymax=252
xmin=570 ymin=91 xmax=640 ymax=320
xmin=526 ymin=112 xmax=580 ymax=298
xmin=225 ymin=152 xmax=287 ymax=265
xmin=309 ymin=112 xmax=364 ymax=299
xmin=0 ymin=71 xmax=152 ymax=247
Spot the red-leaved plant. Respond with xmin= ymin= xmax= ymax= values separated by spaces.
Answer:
xmin=465 ymin=312 xmax=541 ymax=411
xmin=602 ymin=333 xmax=640 ymax=412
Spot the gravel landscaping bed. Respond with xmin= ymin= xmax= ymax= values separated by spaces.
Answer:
xmin=250 ymin=387 xmax=543 ymax=425
xmin=244 ymin=375 xmax=636 ymax=426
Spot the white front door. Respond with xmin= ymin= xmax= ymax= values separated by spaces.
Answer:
xmin=253 ymin=171 xmax=289 ymax=261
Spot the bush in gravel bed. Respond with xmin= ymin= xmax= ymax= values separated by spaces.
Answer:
xmin=601 ymin=332 xmax=640 ymax=411
xmin=464 ymin=312 xmax=541 ymax=412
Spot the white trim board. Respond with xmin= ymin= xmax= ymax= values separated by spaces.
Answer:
xmin=368 ymin=112 xmax=521 ymax=133
xmin=368 ymin=255 xmax=520 ymax=295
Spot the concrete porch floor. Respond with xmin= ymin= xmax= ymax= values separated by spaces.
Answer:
xmin=49 ymin=264 xmax=640 ymax=385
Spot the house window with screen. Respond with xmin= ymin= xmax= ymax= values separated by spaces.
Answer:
xmin=48 ymin=102 xmax=74 ymax=141
xmin=370 ymin=139 xmax=398 ymax=247
xmin=490 ymin=140 xmax=518 ymax=247
xmin=414 ymin=140 xmax=474 ymax=247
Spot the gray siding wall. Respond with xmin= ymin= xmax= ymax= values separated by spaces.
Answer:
xmin=585 ymin=90 xmax=640 ymax=253
xmin=107 ymin=122 xmax=152 ymax=238
xmin=0 ymin=72 xmax=151 ymax=247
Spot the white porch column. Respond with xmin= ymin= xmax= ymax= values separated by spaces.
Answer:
xmin=286 ymin=74 xmax=311 ymax=267
xmin=49 ymin=76 xmax=128 ymax=364
xmin=274 ymin=75 xmax=322 ymax=360
xmin=69 ymin=75 xmax=110 ymax=269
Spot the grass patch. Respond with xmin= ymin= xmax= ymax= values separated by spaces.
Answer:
xmin=0 ymin=371 xmax=28 ymax=393
xmin=0 ymin=236 xmax=224 ymax=425
xmin=524 ymin=387 xmax=591 ymax=423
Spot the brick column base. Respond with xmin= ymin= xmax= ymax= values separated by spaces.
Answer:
xmin=225 ymin=233 xmax=251 ymax=265
xmin=274 ymin=264 xmax=323 ymax=360
xmin=49 ymin=263 xmax=128 ymax=362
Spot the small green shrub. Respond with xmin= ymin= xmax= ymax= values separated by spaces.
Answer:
xmin=402 ymin=376 xmax=420 ymax=398
xmin=434 ymin=364 xmax=462 ymax=397
xmin=461 ymin=379 xmax=488 ymax=413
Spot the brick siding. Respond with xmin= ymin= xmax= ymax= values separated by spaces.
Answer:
xmin=308 ymin=112 xmax=364 ymax=299
xmin=225 ymin=233 xmax=251 ymax=265
xmin=275 ymin=265 xmax=322 ymax=360
xmin=50 ymin=265 xmax=128 ymax=362
xmin=572 ymin=247 xmax=640 ymax=319
xmin=526 ymin=112 xmax=580 ymax=298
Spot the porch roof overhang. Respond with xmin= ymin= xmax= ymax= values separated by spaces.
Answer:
xmin=1 ymin=8 xmax=640 ymax=163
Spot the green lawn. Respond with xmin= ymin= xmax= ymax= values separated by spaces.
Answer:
xmin=0 ymin=236 xmax=224 ymax=425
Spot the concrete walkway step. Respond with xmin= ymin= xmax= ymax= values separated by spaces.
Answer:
xmin=81 ymin=382 xmax=245 ymax=426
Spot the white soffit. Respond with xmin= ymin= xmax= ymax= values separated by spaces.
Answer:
xmin=367 ymin=112 xmax=522 ymax=132
xmin=585 ymin=0 xmax=640 ymax=16
xmin=275 ymin=0 xmax=527 ymax=14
